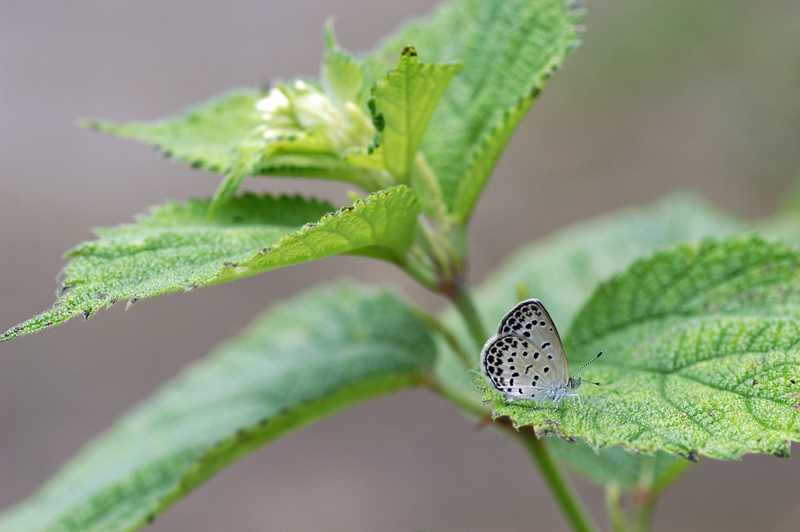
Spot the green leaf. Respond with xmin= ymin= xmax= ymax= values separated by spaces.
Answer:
xmin=85 ymin=90 xmax=263 ymax=174
xmin=366 ymin=0 xmax=583 ymax=222
xmin=436 ymin=195 xmax=741 ymax=403
xmin=547 ymin=439 xmax=692 ymax=493
xmin=207 ymin=134 xmax=388 ymax=218
xmin=322 ymin=20 xmax=368 ymax=108
xmin=433 ymin=195 xmax=740 ymax=487
xmin=0 ymin=284 xmax=436 ymax=532
xmin=2 ymin=186 xmax=420 ymax=341
xmin=371 ymin=45 xmax=462 ymax=182
xmin=91 ymin=88 xmax=387 ymax=216
xmin=483 ymin=236 xmax=800 ymax=460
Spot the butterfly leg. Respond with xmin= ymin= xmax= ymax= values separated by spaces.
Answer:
xmin=537 ymin=396 xmax=550 ymax=408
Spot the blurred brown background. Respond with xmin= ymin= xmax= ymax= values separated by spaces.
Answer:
xmin=2 ymin=1 xmax=800 ymax=531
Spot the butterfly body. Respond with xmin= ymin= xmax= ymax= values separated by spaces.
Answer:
xmin=481 ymin=299 xmax=601 ymax=410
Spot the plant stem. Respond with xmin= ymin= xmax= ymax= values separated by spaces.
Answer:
xmin=632 ymin=495 xmax=655 ymax=532
xmin=604 ymin=484 xmax=627 ymax=532
xmin=448 ymin=281 xmax=599 ymax=532
xmin=410 ymin=305 xmax=475 ymax=370
xmin=521 ymin=430 xmax=601 ymax=532
xmin=451 ymin=281 xmax=487 ymax=350
xmin=398 ymin=252 xmax=440 ymax=292
xmin=632 ymin=455 xmax=658 ymax=532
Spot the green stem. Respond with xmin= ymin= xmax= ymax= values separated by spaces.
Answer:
xmin=449 ymin=282 xmax=599 ymax=532
xmin=411 ymin=306 xmax=475 ymax=370
xmin=397 ymin=252 xmax=440 ymax=292
xmin=651 ymin=458 xmax=695 ymax=497
xmin=604 ymin=484 xmax=627 ymax=532
xmin=521 ymin=430 xmax=601 ymax=532
xmin=631 ymin=455 xmax=657 ymax=532
xmin=451 ymin=281 xmax=487 ymax=350
xmin=413 ymin=152 xmax=449 ymax=229
xmin=632 ymin=498 xmax=655 ymax=532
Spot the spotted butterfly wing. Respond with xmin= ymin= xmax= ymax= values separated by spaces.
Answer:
xmin=481 ymin=299 xmax=570 ymax=401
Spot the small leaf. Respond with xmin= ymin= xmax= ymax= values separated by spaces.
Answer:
xmin=0 ymin=284 xmax=437 ymax=532
xmin=85 ymin=90 xmax=263 ymax=174
xmin=366 ymin=0 xmax=583 ymax=222
xmin=322 ymin=20 xmax=368 ymax=108
xmin=207 ymin=134 xmax=389 ymax=218
xmin=91 ymin=88 xmax=389 ymax=215
xmin=371 ymin=45 xmax=462 ymax=182
xmin=483 ymin=236 xmax=800 ymax=460
xmin=2 ymin=186 xmax=420 ymax=341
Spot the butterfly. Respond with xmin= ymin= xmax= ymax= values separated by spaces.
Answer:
xmin=480 ymin=299 xmax=602 ymax=410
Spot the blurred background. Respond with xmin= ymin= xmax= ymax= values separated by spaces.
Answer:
xmin=1 ymin=1 xmax=799 ymax=530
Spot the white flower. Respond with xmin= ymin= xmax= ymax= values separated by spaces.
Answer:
xmin=255 ymin=80 xmax=374 ymax=153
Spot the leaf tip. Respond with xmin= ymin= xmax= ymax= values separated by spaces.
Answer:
xmin=401 ymin=44 xmax=418 ymax=58
xmin=78 ymin=118 xmax=102 ymax=130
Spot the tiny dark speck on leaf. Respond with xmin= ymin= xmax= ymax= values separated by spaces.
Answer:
xmin=687 ymin=451 xmax=698 ymax=463
xmin=82 ymin=310 xmax=91 ymax=320
xmin=401 ymin=45 xmax=418 ymax=57
xmin=162 ymin=151 xmax=172 ymax=158
xmin=146 ymin=514 xmax=155 ymax=524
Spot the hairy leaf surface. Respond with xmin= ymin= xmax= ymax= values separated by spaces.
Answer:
xmin=3 ymin=187 xmax=419 ymax=341
xmin=366 ymin=0 xmax=583 ymax=222
xmin=483 ymin=237 xmax=800 ymax=460
xmin=435 ymin=195 xmax=741 ymax=487
xmin=86 ymin=91 xmax=263 ymax=174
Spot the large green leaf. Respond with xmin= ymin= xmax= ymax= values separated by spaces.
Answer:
xmin=0 ymin=284 xmax=436 ymax=532
xmin=483 ymin=236 xmax=800 ymax=460
xmin=436 ymin=195 xmax=741 ymax=403
xmin=85 ymin=91 xmax=263 ymax=174
xmin=366 ymin=0 xmax=583 ymax=222
xmin=370 ymin=45 xmax=462 ymax=182
xmin=433 ymin=195 xmax=740 ymax=488
xmin=2 ymin=186 xmax=420 ymax=341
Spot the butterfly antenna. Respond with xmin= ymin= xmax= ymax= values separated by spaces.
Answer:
xmin=572 ymin=351 xmax=602 ymax=382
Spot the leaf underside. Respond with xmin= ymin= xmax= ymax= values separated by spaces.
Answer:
xmin=483 ymin=236 xmax=800 ymax=461
xmin=2 ymin=186 xmax=420 ymax=341
xmin=0 ymin=285 xmax=436 ymax=532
